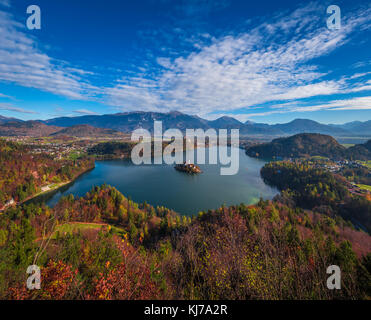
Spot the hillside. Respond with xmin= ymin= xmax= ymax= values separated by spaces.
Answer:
xmin=0 ymin=121 xmax=61 ymax=137
xmin=332 ymin=120 xmax=371 ymax=136
xmin=44 ymin=111 xmax=211 ymax=133
xmin=51 ymin=124 xmax=124 ymax=138
xmin=0 ymin=121 xmax=125 ymax=138
xmin=0 ymin=139 xmax=94 ymax=209
xmin=246 ymin=133 xmax=347 ymax=159
xmin=1 ymin=184 xmax=370 ymax=300
xmin=347 ymin=139 xmax=371 ymax=160
xmin=0 ymin=116 xmax=22 ymax=125
xmin=87 ymin=141 xmax=134 ymax=159
xmin=365 ymin=140 xmax=371 ymax=151
xmin=261 ymin=161 xmax=371 ymax=233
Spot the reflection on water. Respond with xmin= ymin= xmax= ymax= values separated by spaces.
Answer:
xmin=30 ymin=147 xmax=278 ymax=216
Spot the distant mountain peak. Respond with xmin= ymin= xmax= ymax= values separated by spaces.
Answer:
xmin=289 ymin=118 xmax=318 ymax=124
xmin=168 ymin=111 xmax=184 ymax=115
xmin=0 ymin=115 xmax=23 ymax=125
xmin=37 ymin=112 xmax=371 ymax=137
xmin=0 ymin=120 xmax=61 ymax=137
xmin=51 ymin=124 xmax=123 ymax=137
xmin=211 ymin=116 xmax=242 ymax=123
xmin=218 ymin=115 xmax=238 ymax=120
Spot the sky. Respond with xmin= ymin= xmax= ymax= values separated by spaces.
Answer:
xmin=0 ymin=0 xmax=370 ymax=124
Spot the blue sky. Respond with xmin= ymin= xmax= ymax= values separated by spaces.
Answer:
xmin=0 ymin=0 xmax=370 ymax=124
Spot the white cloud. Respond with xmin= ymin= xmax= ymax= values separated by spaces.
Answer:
xmin=304 ymin=96 xmax=371 ymax=112
xmin=0 ymin=93 xmax=12 ymax=99
xmin=73 ymin=109 xmax=98 ymax=115
xmin=105 ymin=3 xmax=371 ymax=117
xmin=349 ymin=72 xmax=371 ymax=79
xmin=0 ymin=9 xmax=97 ymax=100
xmin=0 ymin=103 xmax=37 ymax=114
xmin=0 ymin=2 xmax=370 ymax=120
xmin=272 ymin=82 xmax=343 ymax=101
xmin=243 ymin=96 xmax=371 ymax=119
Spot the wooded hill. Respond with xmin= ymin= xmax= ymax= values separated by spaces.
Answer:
xmin=261 ymin=161 xmax=371 ymax=233
xmin=0 ymin=139 xmax=94 ymax=209
xmin=0 ymin=184 xmax=370 ymax=300
xmin=246 ymin=133 xmax=371 ymax=160
xmin=0 ymin=122 xmax=123 ymax=138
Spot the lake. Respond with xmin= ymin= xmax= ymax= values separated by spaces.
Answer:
xmin=38 ymin=146 xmax=278 ymax=216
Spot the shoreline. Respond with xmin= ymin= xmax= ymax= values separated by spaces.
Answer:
xmin=1 ymin=148 xmax=277 ymax=215
xmin=0 ymin=163 xmax=95 ymax=212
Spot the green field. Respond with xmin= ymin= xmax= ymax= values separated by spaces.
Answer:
xmin=310 ymin=155 xmax=329 ymax=160
xmin=68 ymin=151 xmax=86 ymax=161
xmin=51 ymin=222 xmax=125 ymax=239
xmin=356 ymin=184 xmax=371 ymax=192
xmin=341 ymin=143 xmax=355 ymax=148
xmin=360 ymin=161 xmax=371 ymax=170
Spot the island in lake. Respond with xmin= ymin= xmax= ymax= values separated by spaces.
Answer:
xmin=174 ymin=161 xmax=202 ymax=174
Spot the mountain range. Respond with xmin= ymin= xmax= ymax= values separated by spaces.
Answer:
xmin=0 ymin=121 xmax=61 ymax=137
xmin=51 ymin=124 xmax=124 ymax=138
xmin=330 ymin=121 xmax=371 ymax=136
xmin=42 ymin=112 xmax=371 ymax=136
xmin=0 ymin=120 xmax=123 ymax=138
xmin=0 ymin=112 xmax=370 ymax=137
xmin=0 ymin=115 xmax=22 ymax=125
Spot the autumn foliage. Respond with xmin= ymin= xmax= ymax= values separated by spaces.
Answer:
xmin=0 ymin=139 xmax=94 ymax=208
xmin=8 ymin=260 xmax=77 ymax=300
xmin=0 ymin=184 xmax=370 ymax=300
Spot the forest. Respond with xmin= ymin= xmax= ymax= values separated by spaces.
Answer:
xmin=246 ymin=133 xmax=371 ymax=160
xmin=340 ymin=166 xmax=371 ymax=186
xmin=0 ymin=184 xmax=370 ymax=300
xmin=261 ymin=161 xmax=371 ymax=233
xmin=0 ymin=139 xmax=94 ymax=209
xmin=87 ymin=141 xmax=135 ymax=160
xmin=0 ymin=139 xmax=370 ymax=300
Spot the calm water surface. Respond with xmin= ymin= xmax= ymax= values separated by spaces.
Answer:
xmin=39 ymin=147 xmax=277 ymax=216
